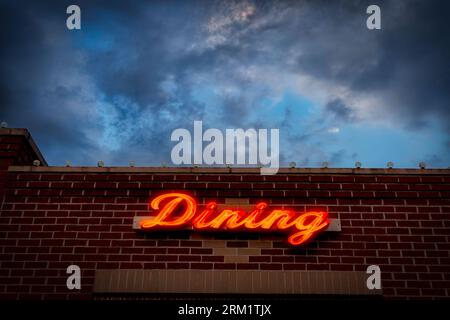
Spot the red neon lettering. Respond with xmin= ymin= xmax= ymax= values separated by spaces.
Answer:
xmin=140 ymin=193 xmax=196 ymax=228
xmin=139 ymin=193 xmax=329 ymax=245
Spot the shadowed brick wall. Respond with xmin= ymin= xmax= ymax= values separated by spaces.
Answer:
xmin=0 ymin=129 xmax=46 ymax=224
xmin=0 ymin=129 xmax=449 ymax=300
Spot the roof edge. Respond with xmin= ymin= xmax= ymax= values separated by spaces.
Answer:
xmin=7 ymin=166 xmax=450 ymax=175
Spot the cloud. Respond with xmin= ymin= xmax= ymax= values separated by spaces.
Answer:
xmin=325 ymin=99 xmax=356 ymax=122
xmin=0 ymin=0 xmax=448 ymax=167
xmin=327 ymin=127 xmax=340 ymax=134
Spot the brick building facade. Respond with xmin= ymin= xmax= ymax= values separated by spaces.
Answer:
xmin=0 ymin=128 xmax=449 ymax=300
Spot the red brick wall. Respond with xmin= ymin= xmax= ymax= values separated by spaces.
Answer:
xmin=0 ymin=129 xmax=46 ymax=170
xmin=0 ymin=169 xmax=449 ymax=300
xmin=0 ymin=129 xmax=46 ymax=226
xmin=0 ymin=129 xmax=449 ymax=300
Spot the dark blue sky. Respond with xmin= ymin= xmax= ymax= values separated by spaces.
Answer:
xmin=0 ymin=0 xmax=449 ymax=168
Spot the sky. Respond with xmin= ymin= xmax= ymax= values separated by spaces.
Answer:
xmin=0 ymin=0 xmax=449 ymax=168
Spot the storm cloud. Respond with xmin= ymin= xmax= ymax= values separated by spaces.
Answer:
xmin=0 ymin=0 xmax=448 ymax=167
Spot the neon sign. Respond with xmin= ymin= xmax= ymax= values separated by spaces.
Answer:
xmin=138 ymin=193 xmax=329 ymax=246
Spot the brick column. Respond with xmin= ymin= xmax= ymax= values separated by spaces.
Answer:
xmin=0 ymin=128 xmax=47 ymax=210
